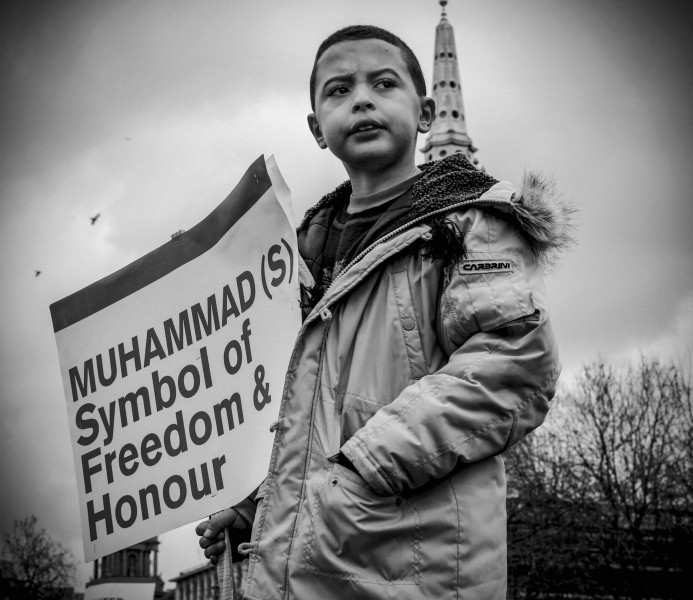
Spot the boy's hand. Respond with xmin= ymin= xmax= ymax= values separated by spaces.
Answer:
xmin=195 ymin=507 xmax=247 ymax=565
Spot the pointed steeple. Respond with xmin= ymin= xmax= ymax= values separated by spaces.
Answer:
xmin=421 ymin=0 xmax=480 ymax=167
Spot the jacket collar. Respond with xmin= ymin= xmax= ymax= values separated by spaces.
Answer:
xmin=297 ymin=153 xmax=497 ymax=235
xmin=298 ymin=152 xmax=576 ymax=291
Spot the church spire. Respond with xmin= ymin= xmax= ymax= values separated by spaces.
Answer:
xmin=421 ymin=0 xmax=480 ymax=167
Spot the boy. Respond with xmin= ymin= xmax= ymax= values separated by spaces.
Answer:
xmin=197 ymin=25 xmax=571 ymax=599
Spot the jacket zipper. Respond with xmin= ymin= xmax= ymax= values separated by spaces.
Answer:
xmin=282 ymin=304 xmax=333 ymax=599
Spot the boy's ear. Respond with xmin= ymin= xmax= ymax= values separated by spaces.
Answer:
xmin=307 ymin=113 xmax=328 ymax=149
xmin=417 ymin=97 xmax=436 ymax=134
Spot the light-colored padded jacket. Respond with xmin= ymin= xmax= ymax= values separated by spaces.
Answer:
xmin=240 ymin=155 xmax=572 ymax=600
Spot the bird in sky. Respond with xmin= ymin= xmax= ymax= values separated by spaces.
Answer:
xmin=90 ymin=213 xmax=101 ymax=225
xmin=34 ymin=270 xmax=41 ymax=277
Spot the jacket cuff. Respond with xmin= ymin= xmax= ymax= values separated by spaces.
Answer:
xmin=233 ymin=496 xmax=257 ymax=530
xmin=341 ymin=441 xmax=395 ymax=496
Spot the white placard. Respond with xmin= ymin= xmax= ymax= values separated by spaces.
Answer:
xmin=51 ymin=156 xmax=300 ymax=561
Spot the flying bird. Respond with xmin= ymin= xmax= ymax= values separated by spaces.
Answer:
xmin=90 ymin=213 xmax=101 ymax=225
xmin=34 ymin=270 xmax=41 ymax=277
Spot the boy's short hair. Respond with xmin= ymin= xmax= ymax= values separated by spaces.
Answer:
xmin=309 ymin=25 xmax=427 ymax=110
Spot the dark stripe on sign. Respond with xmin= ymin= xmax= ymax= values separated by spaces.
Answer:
xmin=50 ymin=155 xmax=271 ymax=333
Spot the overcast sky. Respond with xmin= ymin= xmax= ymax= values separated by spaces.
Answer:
xmin=1 ymin=0 xmax=692 ymax=592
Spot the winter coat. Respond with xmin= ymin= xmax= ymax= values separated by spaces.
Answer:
xmin=239 ymin=154 xmax=572 ymax=600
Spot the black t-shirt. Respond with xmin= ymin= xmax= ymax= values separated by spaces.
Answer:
xmin=319 ymin=172 xmax=422 ymax=289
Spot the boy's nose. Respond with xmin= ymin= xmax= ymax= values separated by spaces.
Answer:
xmin=351 ymin=85 xmax=375 ymax=111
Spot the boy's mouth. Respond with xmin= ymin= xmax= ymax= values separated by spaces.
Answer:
xmin=349 ymin=119 xmax=383 ymax=135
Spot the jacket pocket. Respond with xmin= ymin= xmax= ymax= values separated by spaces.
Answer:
xmin=300 ymin=464 xmax=421 ymax=585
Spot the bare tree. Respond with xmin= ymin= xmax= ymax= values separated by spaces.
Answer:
xmin=506 ymin=397 xmax=612 ymax=599
xmin=563 ymin=358 xmax=692 ymax=575
xmin=506 ymin=355 xmax=693 ymax=600
xmin=1 ymin=515 xmax=77 ymax=600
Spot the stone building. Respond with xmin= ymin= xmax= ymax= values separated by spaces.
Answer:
xmin=86 ymin=537 xmax=165 ymax=598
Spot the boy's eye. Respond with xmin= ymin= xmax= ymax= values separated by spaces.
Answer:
xmin=376 ymin=79 xmax=397 ymax=89
xmin=326 ymin=85 xmax=349 ymax=97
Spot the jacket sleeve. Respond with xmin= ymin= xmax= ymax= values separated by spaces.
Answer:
xmin=341 ymin=206 xmax=561 ymax=496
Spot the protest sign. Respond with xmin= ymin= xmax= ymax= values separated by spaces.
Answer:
xmin=50 ymin=155 xmax=300 ymax=561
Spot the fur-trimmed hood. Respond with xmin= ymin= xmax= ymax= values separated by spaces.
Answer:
xmin=505 ymin=170 xmax=577 ymax=269
xmin=298 ymin=153 xmax=498 ymax=232
xmin=299 ymin=152 xmax=575 ymax=274
xmin=411 ymin=154 xmax=576 ymax=270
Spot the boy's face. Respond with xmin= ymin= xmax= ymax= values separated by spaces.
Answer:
xmin=308 ymin=38 xmax=434 ymax=177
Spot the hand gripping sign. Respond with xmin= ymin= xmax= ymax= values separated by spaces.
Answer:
xmin=50 ymin=155 xmax=301 ymax=562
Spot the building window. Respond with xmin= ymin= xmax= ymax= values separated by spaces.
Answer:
xmin=440 ymin=110 xmax=447 ymax=118
xmin=127 ymin=553 xmax=137 ymax=577
xmin=452 ymin=110 xmax=459 ymax=119
xmin=448 ymin=52 xmax=454 ymax=58
xmin=450 ymin=81 xmax=456 ymax=88
xmin=439 ymin=81 xmax=446 ymax=88
xmin=440 ymin=150 xmax=447 ymax=157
